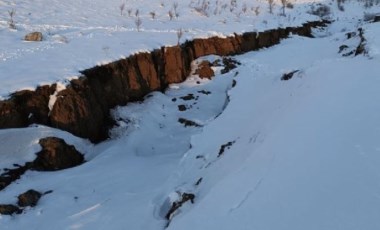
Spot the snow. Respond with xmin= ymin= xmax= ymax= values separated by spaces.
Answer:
xmin=167 ymin=28 xmax=380 ymax=230
xmin=1 ymin=0 xmax=380 ymax=230
xmin=0 ymin=0 xmax=323 ymax=98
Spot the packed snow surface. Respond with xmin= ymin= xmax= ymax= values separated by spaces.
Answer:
xmin=1 ymin=0 xmax=380 ymax=230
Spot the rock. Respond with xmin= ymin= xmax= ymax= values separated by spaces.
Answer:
xmin=178 ymin=118 xmax=201 ymax=127
xmin=197 ymin=90 xmax=211 ymax=95
xmin=373 ymin=15 xmax=380 ymax=23
xmin=180 ymin=94 xmax=195 ymax=101
xmin=17 ymin=189 xmax=42 ymax=207
xmin=32 ymin=137 xmax=84 ymax=171
xmin=218 ymin=141 xmax=236 ymax=157
xmin=24 ymin=32 xmax=43 ymax=42
xmin=178 ymin=105 xmax=187 ymax=111
xmin=165 ymin=193 xmax=195 ymax=220
xmin=345 ymin=32 xmax=356 ymax=39
xmin=195 ymin=61 xmax=214 ymax=79
xmin=0 ymin=204 xmax=21 ymax=215
xmin=281 ymin=70 xmax=300 ymax=81
xmin=221 ymin=57 xmax=240 ymax=74
xmin=0 ymin=165 xmax=28 ymax=191
xmin=355 ymin=28 xmax=367 ymax=56
xmin=232 ymin=79 xmax=237 ymax=88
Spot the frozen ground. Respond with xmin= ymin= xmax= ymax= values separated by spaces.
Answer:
xmin=1 ymin=0 xmax=380 ymax=230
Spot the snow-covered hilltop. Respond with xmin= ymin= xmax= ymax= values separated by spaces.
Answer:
xmin=1 ymin=0 xmax=380 ymax=229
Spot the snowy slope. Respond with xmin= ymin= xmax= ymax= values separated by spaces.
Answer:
xmin=167 ymin=22 xmax=380 ymax=230
xmin=1 ymin=0 xmax=380 ymax=230
xmin=0 ymin=0 xmax=323 ymax=98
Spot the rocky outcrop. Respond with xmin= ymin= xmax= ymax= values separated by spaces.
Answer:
xmin=0 ymin=20 xmax=330 ymax=143
xmin=32 ymin=137 xmax=84 ymax=171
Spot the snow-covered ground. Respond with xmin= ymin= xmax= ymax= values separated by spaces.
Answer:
xmin=0 ymin=0 xmax=325 ymax=98
xmin=1 ymin=0 xmax=380 ymax=229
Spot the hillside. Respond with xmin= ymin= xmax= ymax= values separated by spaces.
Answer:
xmin=1 ymin=0 xmax=380 ymax=229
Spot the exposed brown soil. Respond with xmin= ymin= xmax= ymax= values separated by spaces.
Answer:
xmin=0 ymin=20 xmax=330 ymax=143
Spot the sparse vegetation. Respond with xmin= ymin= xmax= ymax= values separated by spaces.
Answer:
xmin=127 ymin=8 xmax=133 ymax=17
xmin=192 ymin=0 xmax=210 ymax=17
xmin=168 ymin=10 xmax=174 ymax=20
xmin=281 ymin=0 xmax=287 ymax=16
xmin=241 ymin=3 xmax=248 ymax=14
xmin=173 ymin=2 xmax=179 ymax=18
xmin=135 ymin=17 xmax=142 ymax=31
xmin=176 ymin=28 xmax=183 ymax=45
xmin=119 ymin=2 xmax=125 ymax=16
xmin=8 ymin=9 xmax=16 ymax=29
xmin=268 ymin=0 xmax=275 ymax=14
xmin=254 ymin=6 xmax=260 ymax=16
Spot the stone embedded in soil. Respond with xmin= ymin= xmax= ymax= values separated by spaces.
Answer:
xmin=24 ymin=32 xmax=43 ymax=41
xmin=0 ymin=204 xmax=22 ymax=215
xmin=32 ymin=137 xmax=84 ymax=171
xmin=17 ymin=189 xmax=42 ymax=207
